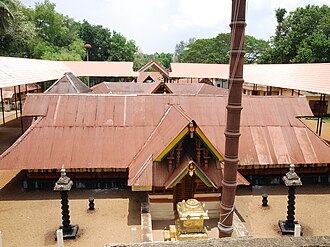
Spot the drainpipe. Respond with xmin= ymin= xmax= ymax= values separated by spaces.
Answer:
xmin=218 ymin=0 xmax=246 ymax=238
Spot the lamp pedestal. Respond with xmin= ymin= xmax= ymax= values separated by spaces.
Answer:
xmin=54 ymin=166 xmax=79 ymax=240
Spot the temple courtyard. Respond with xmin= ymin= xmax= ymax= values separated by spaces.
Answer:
xmin=0 ymin=169 xmax=329 ymax=246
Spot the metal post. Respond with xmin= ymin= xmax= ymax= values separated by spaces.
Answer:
xmin=18 ymin=85 xmax=23 ymax=133
xmin=219 ymin=0 xmax=246 ymax=238
xmin=318 ymin=94 xmax=326 ymax=136
xmin=14 ymin=86 xmax=18 ymax=118
xmin=0 ymin=88 xmax=5 ymax=126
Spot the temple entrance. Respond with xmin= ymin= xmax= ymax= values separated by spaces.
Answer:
xmin=173 ymin=174 xmax=196 ymax=209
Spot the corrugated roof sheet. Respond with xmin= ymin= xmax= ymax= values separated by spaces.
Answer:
xmin=91 ymin=82 xmax=151 ymax=94
xmin=45 ymin=72 xmax=92 ymax=94
xmin=91 ymin=82 xmax=228 ymax=95
xmin=0 ymin=57 xmax=70 ymax=88
xmin=0 ymin=57 xmax=138 ymax=88
xmin=169 ymin=63 xmax=330 ymax=94
xmin=0 ymin=94 xmax=329 ymax=171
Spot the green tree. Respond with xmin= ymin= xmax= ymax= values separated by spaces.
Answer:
xmin=0 ymin=1 xmax=36 ymax=57
xmin=109 ymin=31 xmax=137 ymax=61
xmin=77 ymin=20 xmax=112 ymax=61
xmin=260 ymin=5 xmax=330 ymax=63
xmin=28 ymin=0 xmax=84 ymax=60
xmin=0 ymin=0 xmax=15 ymax=34
xmin=180 ymin=33 xmax=269 ymax=64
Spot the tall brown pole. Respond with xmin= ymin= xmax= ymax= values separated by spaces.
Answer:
xmin=219 ymin=0 xmax=246 ymax=238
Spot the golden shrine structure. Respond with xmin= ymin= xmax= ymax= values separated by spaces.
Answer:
xmin=164 ymin=198 xmax=209 ymax=241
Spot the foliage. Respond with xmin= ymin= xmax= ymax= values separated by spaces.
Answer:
xmin=30 ymin=0 xmax=84 ymax=60
xmin=259 ymin=5 xmax=330 ymax=63
xmin=133 ymin=51 xmax=173 ymax=70
xmin=77 ymin=20 xmax=112 ymax=61
xmin=0 ymin=0 xmax=137 ymax=62
xmin=0 ymin=0 xmax=15 ymax=34
xmin=179 ymin=33 xmax=269 ymax=64
xmin=0 ymin=2 xmax=36 ymax=57
xmin=109 ymin=31 xmax=137 ymax=61
xmin=173 ymin=38 xmax=195 ymax=62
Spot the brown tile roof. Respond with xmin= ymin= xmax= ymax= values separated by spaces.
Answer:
xmin=0 ymin=94 xmax=329 ymax=172
xmin=45 ymin=72 xmax=92 ymax=94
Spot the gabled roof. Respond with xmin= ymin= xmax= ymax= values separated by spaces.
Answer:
xmin=128 ymin=105 xmax=192 ymax=187
xmin=138 ymin=60 xmax=169 ymax=78
xmin=164 ymin=158 xmax=216 ymax=189
xmin=137 ymin=72 xmax=162 ymax=84
xmin=45 ymin=72 xmax=92 ymax=94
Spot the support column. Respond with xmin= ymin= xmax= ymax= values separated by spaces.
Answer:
xmin=14 ymin=86 xmax=18 ymax=118
xmin=18 ymin=85 xmax=23 ymax=133
xmin=219 ymin=0 xmax=246 ymax=238
xmin=0 ymin=88 xmax=5 ymax=126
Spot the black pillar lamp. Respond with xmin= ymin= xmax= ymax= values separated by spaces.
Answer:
xmin=279 ymin=164 xmax=302 ymax=235
xmin=54 ymin=165 xmax=79 ymax=240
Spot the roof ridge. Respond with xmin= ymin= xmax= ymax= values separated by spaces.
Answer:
xmin=129 ymin=154 xmax=153 ymax=185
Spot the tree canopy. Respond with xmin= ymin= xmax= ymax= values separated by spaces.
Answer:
xmin=0 ymin=0 xmax=15 ymax=34
xmin=259 ymin=4 xmax=330 ymax=63
xmin=178 ymin=33 xmax=269 ymax=64
xmin=0 ymin=0 xmax=137 ymax=62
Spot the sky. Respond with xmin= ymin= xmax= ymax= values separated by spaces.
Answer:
xmin=20 ymin=0 xmax=329 ymax=54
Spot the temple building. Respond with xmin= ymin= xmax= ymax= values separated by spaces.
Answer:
xmin=1 ymin=77 xmax=330 ymax=218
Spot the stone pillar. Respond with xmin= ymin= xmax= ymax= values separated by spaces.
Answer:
xmin=279 ymin=164 xmax=302 ymax=235
xmin=54 ymin=165 xmax=79 ymax=240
